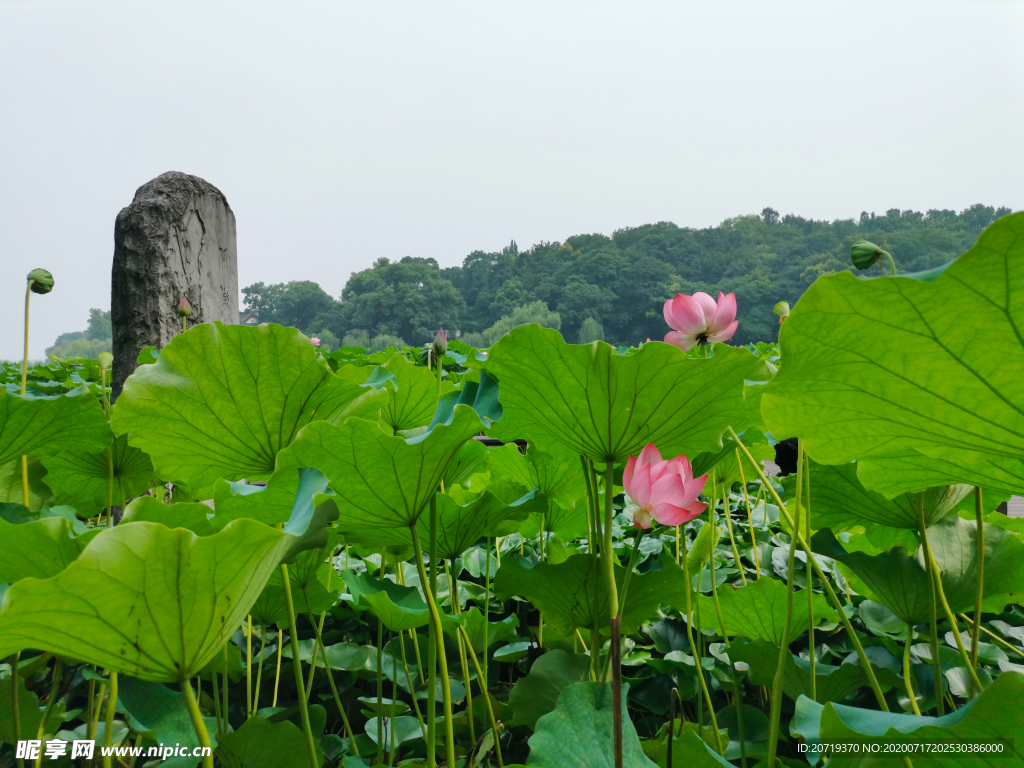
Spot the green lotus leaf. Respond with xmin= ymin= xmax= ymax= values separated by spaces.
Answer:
xmin=507 ymin=650 xmax=591 ymax=730
xmin=0 ymin=673 xmax=66 ymax=745
xmin=696 ymin=577 xmax=837 ymax=644
xmin=493 ymin=554 xmax=690 ymax=636
xmin=41 ymin=434 xmax=157 ymax=516
xmin=339 ymin=570 xmax=432 ymax=632
xmin=926 ymin=516 xmax=1024 ymax=609
xmin=0 ymin=519 xmax=300 ymax=681
xmin=375 ymin=354 xmax=456 ymax=433
xmin=111 ymin=322 xmax=387 ymax=496
xmin=484 ymin=441 xmax=586 ymax=510
xmin=443 ymin=607 xmax=520 ymax=656
xmin=762 ymin=212 xmax=1024 ymax=497
xmin=364 ymin=715 xmax=424 ymax=749
xmin=216 ymin=715 xmax=310 ymax=768
xmin=728 ymin=638 xmax=900 ymax=705
xmin=249 ymin=564 xmax=338 ymax=628
xmin=797 ymin=460 xmax=972 ymax=531
xmin=792 ymin=671 xmax=1024 ymax=766
xmin=520 ymin=499 xmax=589 ymax=541
xmin=0 ymin=516 xmax=98 ymax=582
xmin=282 ymin=405 xmax=484 ymax=530
xmin=485 ymin=325 xmax=769 ymax=462
xmin=854 ymin=450 xmax=1024 ymax=501
xmin=0 ymin=456 xmax=53 ymax=511
xmin=0 ymin=384 xmax=109 ymax=466
xmin=526 ymin=682 xmax=659 ymax=767
xmin=443 ymin=437 xmax=488 ymax=488
xmin=692 ymin=430 xmax=775 ymax=488
xmin=118 ymin=676 xmax=218 ymax=754
xmin=641 ymin=721 xmax=734 ymax=768
xmin=429 ymin=369 xmax=503 ymax=429
xmin=120 ymin=497 xmax=215 ymax=536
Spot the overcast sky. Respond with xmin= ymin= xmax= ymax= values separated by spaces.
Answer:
xmin=2 ymin=0 xmax=1022 ymax=360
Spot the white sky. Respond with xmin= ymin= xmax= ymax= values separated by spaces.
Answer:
xmin=2 ymin=0 xmax=1022 ymax=360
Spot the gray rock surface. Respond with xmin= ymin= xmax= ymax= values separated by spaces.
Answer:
xmin=111 ymin=172 xmax=238 ymax=398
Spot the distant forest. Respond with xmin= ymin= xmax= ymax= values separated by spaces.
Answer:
xmin=239 ymin=204 xmax=1010 ymax=350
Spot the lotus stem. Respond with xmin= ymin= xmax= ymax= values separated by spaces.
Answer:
xmin=959 ymin=613 xmax=1024 ymax=658
xmin=736 ymin=454 xmax=761 ymax=578
xmin=925 ymin=542 xmax=984 ymax=695
xmin=33 ymin=658 xmax=63 ymax=768
xmin=680 ymin=523 xmax=725 ymax=755
xmin=397 ymin=629 xmax=426 ymax=740
xmin=307 ymin=604 xmax=359 ymax=754
xmin=377 ymin=549 xmax=387 ymax=763
xmin=20 ymin=283 xmax=31 ymax=508
xmin=245 ymin=616 xmax=252 ymax=717
xmin=483 ymin=536 xmax=492 ymax=692
xmin=426 ymin=496 xmax=438 ymax=767
xmin=411 ymin=523 xmax=457 ymax=768
xmin=447 ymin=559 xmax=476 ymax=747
xmin=721 ymin=479 xmax=747 ymax=586
xmin=917 ymin=494 xmax=945 ymax=716
xmin=11 ymin=651 xmax=22 ymax=768
xmin=280 ymin=563 xmax=323 ymax=768
xmin=971 ymin=487 xmax=984 ymax=696
xmin=459 ymin=625 xmax=505 ymax=768
xmin=617 ymin=529 xmax=645 ymax=620
xmin=181 ymin=677 xmax=215 ymax=768
xmin=102 ymin=672 xmax=118 ymax=768
xmin=272 ymin=629 xmax=283 ymax=708
xmin=252 ymin=626 xmax=266 ymax=717
xmin=221 ymin=644 xmax=229 ymax=733
xmin=728 ymin=427 xmax=891 ymax=712
xmin=804 ymin=451 xmax=815 ymax=702
xmin=767 ymin=442 xmax=803 ymax=768
xmin=601 ymin=461 xmax=624 ymax=768
xmin=903 ymin=625 xmax=922 ymax=715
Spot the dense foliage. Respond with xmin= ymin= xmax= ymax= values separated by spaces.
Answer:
xmin=241 ymin=204 xmax=1009 ymax=349
xmin=4 ymin=210 xmax=1023 ymax=768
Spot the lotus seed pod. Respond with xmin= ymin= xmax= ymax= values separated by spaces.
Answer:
xmin=97 ymin=351 xmax=114 ymax=369
xmin=850 ymin=240 xmax=886 ymax=270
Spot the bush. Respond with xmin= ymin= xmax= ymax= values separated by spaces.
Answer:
xmin=460 ymin=331 xmax=487 ymax=348
xmin=48 ymin=337 xmax=112 ymax=360
xmin=483 ymin=301 xmax=561 ymax=345
xmin=342 ymin=330 xmax=370 ymax=348
xmin=577 ymin=317 xmax=605 ymax=344
xmin=369 ymin=334 xmax=406 ymax=352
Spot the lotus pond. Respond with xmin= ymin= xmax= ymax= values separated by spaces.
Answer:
xmin=1 ymin=214 xmax=1023 ymax=768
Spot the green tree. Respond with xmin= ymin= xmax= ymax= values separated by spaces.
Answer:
xmin=483 ymin=301 xmax=561 ymax=345
xmin=576 ymin=317 xmax=605 ymax=344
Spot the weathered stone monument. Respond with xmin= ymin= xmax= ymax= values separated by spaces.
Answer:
xmin=111 ymin=172 xmax=238 ymax=398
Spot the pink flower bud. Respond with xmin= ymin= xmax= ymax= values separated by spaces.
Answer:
xmin=177 ymin=297 xmax=192 ymax=317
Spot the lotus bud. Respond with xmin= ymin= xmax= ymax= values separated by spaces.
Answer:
xmin=773 ymin=301 xmax=791 ymax=324
xmin=850 ymin=240 xmax=889 ymax=270
xmin=97 ymin=351 xmax=113 ymax=369
xmin=177 ymin=297 xmax=192 ymax=317
xmin=27 ymin=268 xmax=54 ymax=294
xmin=432 ymin=328 xmax=448 ymax=359
xmin=310 ymin=336 xmax=321 ymax=348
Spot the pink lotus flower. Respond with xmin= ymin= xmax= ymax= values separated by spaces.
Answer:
xmin=663 ymin=291 xmax=738 ymax=351
xmin=311 ymin=336 xmax=321 ymax=347
xmin=623 ymin=444 xmax=707 ymax=529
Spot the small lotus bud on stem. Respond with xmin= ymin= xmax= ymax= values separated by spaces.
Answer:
xmin=27 ymin=268 xmax=54 ymax=295
xmin=432 ymin=328 xmax=448 ymax=360
xmin=177 ymin=296 xmax=192 ymax=334
xmin=773 ymin=301 xmax=791 ymax=325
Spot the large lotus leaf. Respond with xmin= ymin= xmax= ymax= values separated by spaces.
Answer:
xmin=41 ymin=434 xmax=157 ymax=515
xmin=212 ymin=465 xmax=331 ymax=533
xmin=216 ymin=715 xmax=310 ymax=768
xmin=799 ymin=460 xmax=972 ymax=531
xmin=0 ymin=384 xmax=109 ymax=465
xmin=927 ymin=516 xmax=1024 ymax=609
xmin=728 ymin=638 xmax=899 ymax=705
xmin=507 ymin=650 xmax=592 ymax=729
xmin=839 ymin=548 xmax=934 ymax=625
xmin=485 ymin=325 xmax=769 ymax=462
xmin=444 ymin=437 xmax=488 ymax=488
xmin=526 ymin=682 xmax=658 ymax=767
xmin=282 ymin=405 xmax=484 ymax=530
xmin=641 ymin=723 xmax=734 ymax=768
xmin=520 ymin=498 xmax=589 ymax=541
xmin=120 ymin=497 xmax=216 ymax=536
xmin=340 ymin=570 xmax=432 ymax=632
xmin=111 ymin=322 xmax=387 ymax=496
xmin=493 ymin=554 xmax=690 ymax=636
xmin=696 ymin=577 xmax=837 ymax=644
xmin=762 ymin=212 xmax=1024 ymax=497
xmin=0 ymin=516 xmax=97 ymax=582
xmin=328 ymin=485 xmax=541 ymax=560
xmin=792 ymin=671 xmax=1024 ymax=767
xmin=445 ymin=607 xmax=520 ymax=656
xmin=118 ymin=676 xmax=217 ymax=756
xmin=428 ymin=369 xmax=503 ymax=429
xmin=0 ymin=456 xmax=53 ymax=511
xmin=376 ymin=354 xmax=456 ymax=433
xmin=485 ymin=441 xmax=586 ymax=509
xmin=0 ymin=519 xmax=301 ymax=681
xmin=854 ymin=450 xmax=1024 ymax=501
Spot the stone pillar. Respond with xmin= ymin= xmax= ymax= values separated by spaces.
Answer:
xmin=111 ymin=172 xmax=238 ymax=398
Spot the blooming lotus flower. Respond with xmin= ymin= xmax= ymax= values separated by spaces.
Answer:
xmin=623 ymin=444 xmax=707 ymax=529
xmin=311 ymin=336 xmax=321 ymax=347
xmin=663 ymin=291 xmax=738 ymax=351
